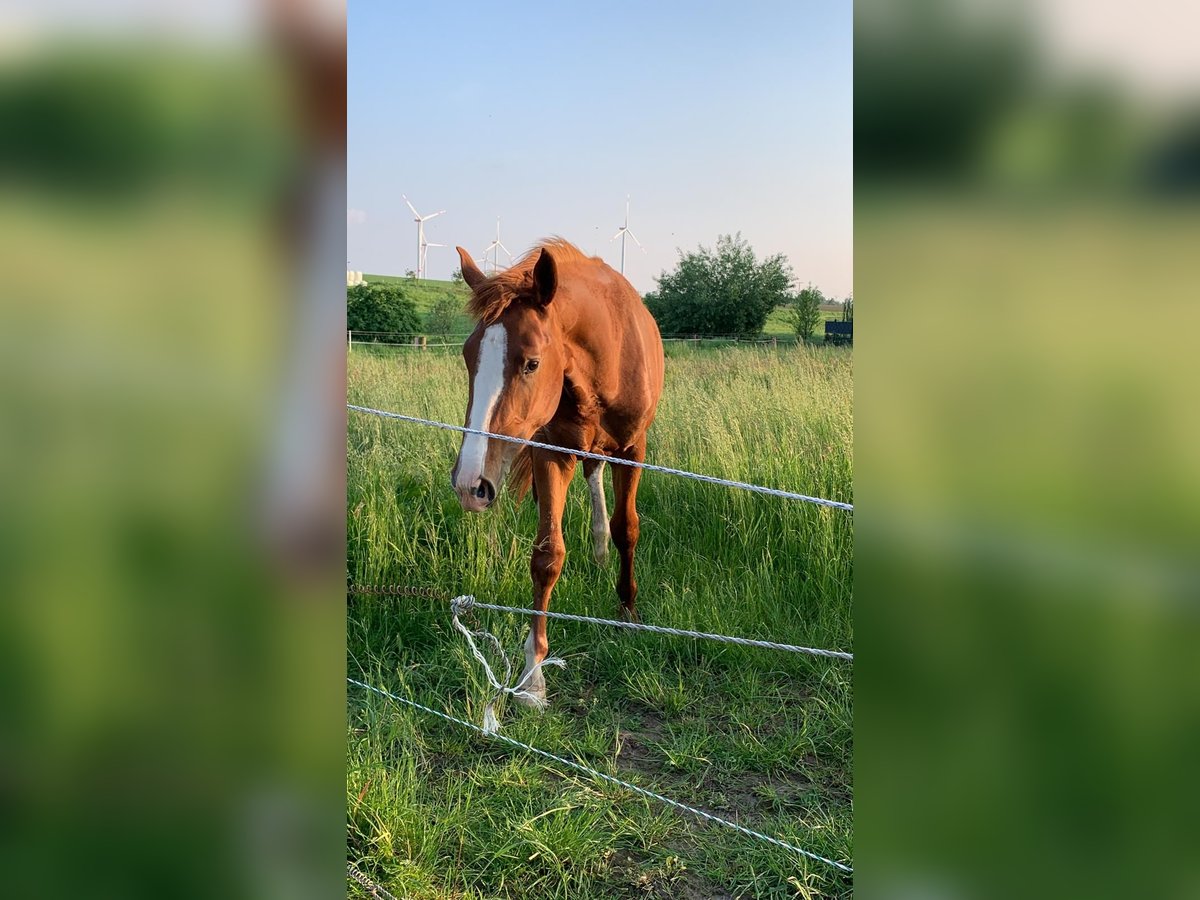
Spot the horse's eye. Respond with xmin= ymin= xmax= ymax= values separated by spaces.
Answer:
xmin=523 ymin=359 xmax=540 ymax=375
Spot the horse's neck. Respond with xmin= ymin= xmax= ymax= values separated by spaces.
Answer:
xmin=557 ymin=291 xmax=608 ymax=365
xmin=557 ymin=291 xmax=630 ymax=420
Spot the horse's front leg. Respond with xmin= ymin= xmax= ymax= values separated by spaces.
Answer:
xmin=514 ymin=448 xmax=577 ymax=708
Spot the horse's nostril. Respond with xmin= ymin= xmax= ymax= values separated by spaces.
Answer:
xmin=476 ymin=478 xmax=496 ymax=505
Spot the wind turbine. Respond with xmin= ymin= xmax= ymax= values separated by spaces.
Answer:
xmin=420 ymin=241 xmax=446 ymax=279
xmin=610 ymin=195 xmax=645 ymax=275
xmin=481 ymin=218 xmax=513 ymax=273
xmin=402 ymin=194 xmax=446 ymax=279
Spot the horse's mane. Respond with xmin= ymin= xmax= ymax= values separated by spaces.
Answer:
xmin=468 ymin=238 xmax=599 ymax=325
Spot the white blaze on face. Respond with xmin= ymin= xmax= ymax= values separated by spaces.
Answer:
xmin=456 ymin=323 xmax=507 ymax=491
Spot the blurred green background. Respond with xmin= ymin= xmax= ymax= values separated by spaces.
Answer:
xmin=0 ymin=11 xmax=344 ymax=900
xmin=855 ymin=1 xmax=1200 ymax=897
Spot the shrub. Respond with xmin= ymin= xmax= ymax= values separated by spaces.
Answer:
xmin=347 ymin=282 xmax=420 ymax=338
xmin=790 ymin=284 xmax=825 ymax=341
xmin=644 ymin=233 xmax=795 ymax=338
xmin=425 ymin=294 xmax=462 ymax=340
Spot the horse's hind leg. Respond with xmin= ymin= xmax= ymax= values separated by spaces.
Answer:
xmin=583 ymin=459 xmax=610 ymax=565
xmin=609 ymin=441 xmax=645 ymax=622
xmin=515 ymin=449 xmax=576 ymax=708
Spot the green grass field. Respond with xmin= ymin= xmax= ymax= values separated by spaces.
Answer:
xmin=762 ymin=306 xmax=846 ymax=339
xmin=347 ymin=343 xmax=854 ymax=898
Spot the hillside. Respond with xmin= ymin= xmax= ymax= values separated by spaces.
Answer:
xmin=362 ymin=275 xmax=474 ymax=336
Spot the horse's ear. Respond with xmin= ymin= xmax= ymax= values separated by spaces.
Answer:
xmin=457 ymin=247 xmax=486 ymax=289
xmin=532 ymin=248 xmax=557 ymax=305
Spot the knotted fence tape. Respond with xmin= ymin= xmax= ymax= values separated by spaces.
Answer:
xmin=450 ymin=595 xmax=565 ymax=734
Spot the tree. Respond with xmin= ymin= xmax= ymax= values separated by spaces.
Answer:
xmin=841 ymin=295 xmax=854 ymax=322
xmin=644 ymin=233 xmax=795 ymax=338
xmin=790 ymin=283 xmax=825 ymax=342
xmin=425 ymin=293 xmax=461 ymax=340
xmin=346 ymin=282 xmax=420 ymax=338
xmin=449 ymin=268 xmax=464 ymax=284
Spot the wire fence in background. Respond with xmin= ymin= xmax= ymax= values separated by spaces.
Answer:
xmin=347 ymin=330 xmax=846 ymax=353
xmin=347 ymin=405 xmax=853 ymax=511
xmin=348 ymin=330 xmax=810 ymax=341
xmin=351 ymin=340 xmax=799 ymax=352
xmin=352 ymin=341 xmax=463 ymax=349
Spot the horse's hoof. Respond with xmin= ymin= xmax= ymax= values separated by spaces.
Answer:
xmin=617 ymin=607 xmax=640 ymax=624
xmin=513 ymin=688 xmax=548 ymax=710
xmin=513 ymin=665 xmax=547 ymax=709
xmin=592 ymin=530 xmax=610 ymax=566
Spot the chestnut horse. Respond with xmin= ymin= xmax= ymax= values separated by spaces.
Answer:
xmin=450 ymin=238 xmax=664 ymax=708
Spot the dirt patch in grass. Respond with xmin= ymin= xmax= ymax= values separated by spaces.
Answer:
xmin=615 ymin=731 xmax=658 ymax=770
xmin=605 ymin=849 xmax=734 ymax=900
xmin=703 ymin=770 xmax=816 ymax=816
xmin=607 ymin=717 xmax=845 ymax=814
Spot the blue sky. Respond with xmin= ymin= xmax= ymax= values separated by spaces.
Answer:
xmin=348 ymin=1 xmax=851 ymax=297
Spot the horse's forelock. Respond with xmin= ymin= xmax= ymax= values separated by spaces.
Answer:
xmin=466 ymin=238 xmax=596 ymax=324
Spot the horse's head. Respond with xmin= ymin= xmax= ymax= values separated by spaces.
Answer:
xmin=451 ymin=246 xmax=566 ymax=512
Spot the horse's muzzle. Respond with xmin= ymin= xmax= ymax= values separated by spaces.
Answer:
xmin=456 ymin=477 xmax=496 ymax=513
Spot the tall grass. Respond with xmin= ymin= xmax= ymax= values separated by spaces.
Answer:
xmin=347 ymin=343 xmax=854 ymax=899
